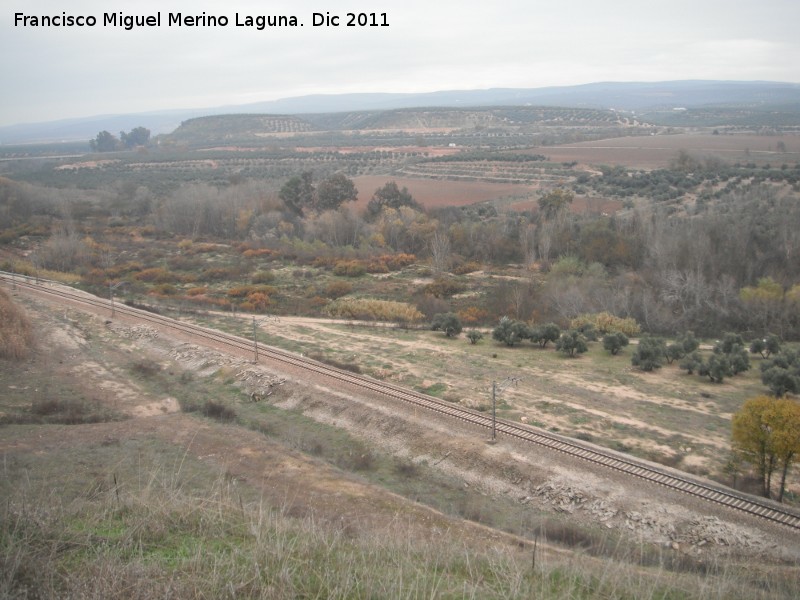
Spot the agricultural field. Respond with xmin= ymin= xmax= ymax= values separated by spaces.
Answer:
xmin=543 ymin=133 xmax=800 ymax=169
xmin=352 ymin=175 xmax=537 ymax=211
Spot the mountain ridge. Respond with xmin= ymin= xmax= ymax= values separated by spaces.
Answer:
xmin=3 ymin=80 xmax=800 ymax=145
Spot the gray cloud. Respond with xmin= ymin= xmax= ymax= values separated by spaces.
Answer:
xmin=2 ymin=0 xmax=799 ymax=126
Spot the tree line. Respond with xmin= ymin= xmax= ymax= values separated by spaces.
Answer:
xmin=2 ymin=169 xmax=800 ymax=339
xmin=90 ymin=127 xmax=151 ymax=152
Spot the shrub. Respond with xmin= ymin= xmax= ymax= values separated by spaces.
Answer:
xmin=452 ymin=260 xmax=482 ymax=275
xmin=422 ymin=278 xmax=467 ymax=298
xmin=699 ymin=353 xmax=732 ymax=383
xmin=530 ymin=323 xmax=561 ymax=348
xmin=0 ymin=289 xmax=34 ymax=360
xmin=665 ymin=332 xmax=699 ymax=364
xmin=28 ymin=398 xmax=115 ymax=425
xmin=364 ymin=259 xmax=389 ymax=274
xmin=202 ymin=400 xmax=237 ymax=422
xmin=573 ymin=321 xmax=598 ymax=341
xmin=603 ymin=332 xmax=629 ymax=355
xmin=333 ymin=261 xmax=366 ymax=277
xmin=325 ymin=298 xmax=424 ymax=324
xmin=199 ymin=267 xmax=240 ymax=282
xmin=665 ymin=343 xmax=684 ymax=364
xmin=150 ymin=283 xmax=178 ymax=296
xmin=760 ymin=349 xmax=800 ymax=397
xmin=251 ymin=270 xmax=276 ymax=284
xmin=167 ymin=255 xmax=204 ymax=271
xmin=134 ymin=267 xmax=175 ymax=284
xmin=466 ymin=330 xmax=484 ymax=345
xmin=492 ymin=317 xmax=530 ymax=347
xmin=307 ymin=352 xmax=362 ymax=374
xmin=680 ymin=352 xmax=704 ymax=375
xmin=241 ymin=248 xmax=279 ymax=259
xmin=416 ymin=294 xmax=450 ymax=320
xmin=750 ymin=335 xmax=781 ymax=359
xmin=131 ymin=359 xmax=161 ymax=377
xmin=571 ymin=312 xmax=641 ymax=337
xmin=324 ymin=281 xmax=353 ymax=299
xmin=382 ymin=253 xmax=416 ymax=270
xmin=555 ymin=330 xmax=588 ymax=357
xmin=458 ymin=306 xmax=489 ymax=325
xmin=227 ymin=285 xmax=276 ymax=298
xmin=714 ymin=333 xmax=750 ymax=375
xmin=241 ymin=292 xmax=270 ymax=312
xmin=431 ymin=313 xmax=462 ymax=338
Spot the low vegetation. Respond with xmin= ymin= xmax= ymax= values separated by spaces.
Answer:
xmin=0 ymin=288 xmax=35 ymax=360
xmin=5 ymin=456 xmax=791 ymax=600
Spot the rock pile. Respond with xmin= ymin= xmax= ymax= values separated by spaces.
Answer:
xmin=168 ymin=343 xmax=286 ymax=399
xmin=527 ymin=479 xmax=767 ymax=553
xmin=111 ymin=324 xmax=160 ymax=340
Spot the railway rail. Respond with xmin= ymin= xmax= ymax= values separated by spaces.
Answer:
xmin=4 ymin=271 xmax=800 ymax=532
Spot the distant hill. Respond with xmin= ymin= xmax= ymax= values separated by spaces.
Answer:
xmin=3 ymin=80 xmax=800 ymax=145
xmin=239 ymin=81 xmax=800 ymax=114
xmin=163 ymin=106 xmax=627 ymax=146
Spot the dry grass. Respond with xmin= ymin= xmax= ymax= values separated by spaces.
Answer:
xmin=2 ymin=456 xmax=794 ymax=600
xmin=0 ymin=288 xmax=35 ymax=360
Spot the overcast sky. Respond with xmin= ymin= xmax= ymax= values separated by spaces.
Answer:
xmin=2 ymin=0 xmax=799 ymax=126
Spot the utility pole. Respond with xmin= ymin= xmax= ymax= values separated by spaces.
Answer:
xmin=252 ymin=314 xmax=279 ymax=363
xmin=491 ymin=381 xmax=497 ymax=442
xmin=252 ymin=316 xmax=259 ymax=362
xmin=109 ymin=281 xmax=127 ymax=317
xmin=489 ymin=376 xmax=521 ymax=443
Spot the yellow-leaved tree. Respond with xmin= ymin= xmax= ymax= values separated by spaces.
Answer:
xmin=732 ymin=395 xmax=800 ymax=502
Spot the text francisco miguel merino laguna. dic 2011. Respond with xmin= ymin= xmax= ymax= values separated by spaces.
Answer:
xmin=14 ymin=11 xmax=390 ymax=30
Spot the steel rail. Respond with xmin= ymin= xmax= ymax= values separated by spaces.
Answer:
xmin=3 ymin=271 xmax=799 ymax=531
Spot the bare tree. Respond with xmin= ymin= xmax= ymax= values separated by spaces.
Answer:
xmin=519 ymin=223 xmax=537 ymax=269
xmin=430 ymin=230 xmax=452 ymax=274
xmin=536 ymin=220 xmax=555 ymax=265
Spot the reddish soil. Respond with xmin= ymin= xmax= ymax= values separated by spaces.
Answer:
xmin=353 ymin=175 xmax=534 ymax=210
xmin=542 ymin=133 xmax=800 ymax=169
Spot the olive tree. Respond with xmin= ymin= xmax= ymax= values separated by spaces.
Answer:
xmin=492 ymin=317 xmax=530 ymax=347
xmin=750 ymin=335 xmax=781 ymax=359
xmin=631 ymin=336 xmax=666 ymax=372
xmin=603 ymin=332 xmax=629 ymax=355
xmin=761 ymin=349 xmax=800 ymax=397
xmin=431 ymin=313 xmax=462 ymax=338
xmin=555 ymin=330 xmax=588 ymax=357
xmin=530 ymin=323 xmax=561 ymax=348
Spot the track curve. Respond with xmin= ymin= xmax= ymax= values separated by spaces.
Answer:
xmin=4 ymin=271 xmax=799 ymax=531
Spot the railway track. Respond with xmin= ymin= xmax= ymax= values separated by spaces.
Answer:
xmin=4 ymin=271 xmax=800 ymax=532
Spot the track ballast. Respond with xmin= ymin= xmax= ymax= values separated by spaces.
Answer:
xmin=4 ymin=271 xmax=799 ymax=531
